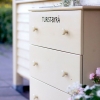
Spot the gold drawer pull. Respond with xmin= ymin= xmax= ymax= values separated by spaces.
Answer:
xmin=62 ymin=28 xmax=68 ymax=35
xmin=62 ymin=70 xmax=68 ymax=77
xmin=33 ymin=27 xmax=38 ymax=32
xmin=33 ymin=94 xmax=38 ymax=100
xmin=33 ymin=61 xmax=38 ymax=66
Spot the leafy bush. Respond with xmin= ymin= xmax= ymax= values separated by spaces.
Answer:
xmin=0 ymin=6 xmax=12 ymax=44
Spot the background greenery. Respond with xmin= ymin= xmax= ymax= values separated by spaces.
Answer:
xmin=0 ymin=0 xmax=12 ymax=44
xmin=0 ymin=0 xmax=12 ymax=4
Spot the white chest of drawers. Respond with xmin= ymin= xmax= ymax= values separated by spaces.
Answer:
xmin=29 ymin=6 xmax=100 ymax=100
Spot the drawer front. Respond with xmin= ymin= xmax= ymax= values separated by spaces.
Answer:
xmin=30 ymin=77 xmax=70 ymax=100
xmin=30 ymin=45 xmax=82 ymax=92
xmin=30 ymin=11 xmax=82 ymax=55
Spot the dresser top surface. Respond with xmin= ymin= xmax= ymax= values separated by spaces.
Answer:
xmin=29 ymin=6 xmax=100 ymax=12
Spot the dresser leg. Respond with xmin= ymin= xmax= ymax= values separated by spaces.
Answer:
xmin=13 ymin=74 xmax=23 ymax=92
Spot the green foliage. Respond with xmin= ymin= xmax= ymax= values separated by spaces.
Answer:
xmin=0 ymin=0 xmax=12 ymax=4
xmin=0 ymin=6 xmax=12 ymax=44
xmin=84 ymin=89 xmax=92 ymax=95
xmin=75 ymin=85 xmax=100 ymax=100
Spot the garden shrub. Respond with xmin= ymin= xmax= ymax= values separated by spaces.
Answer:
xmin=0 ymin=6 xmax=12 ymax=44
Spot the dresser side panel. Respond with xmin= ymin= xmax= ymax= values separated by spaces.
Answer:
xmin=15 ymin=1 xmax=60 ymax=81
xmin=83 ymin=10 xmax=100 ymax=85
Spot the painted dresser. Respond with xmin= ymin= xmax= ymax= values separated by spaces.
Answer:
xmin=29 ymin=6 xmax=100 ymax=100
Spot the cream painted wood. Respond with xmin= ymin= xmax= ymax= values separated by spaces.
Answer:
xmin=13 ymin=0 xmax=23 ymax=88
xmin=17 ymin=49 xmax=29 ymax=60
xmin=17 ymin=31 xmax=29 ymax=41
xmin=17 ymin=23 xmax=29 ymax=32
xmin=17 ymin=1 xmax=60 ymax=14
xmin=30 ymin=45 xmax=82 ymax=92
xmin=29 ymin=7 xmax=100 ymax=100
xmin=17 ymin=40 xmax=29 ymax=50
xmin=17 ymin=14 xmax=29 ymax=23
xmin=30 ymin=77 xmax=70 ymax=100
xmin=17 ymin=57 xmax=29 ymax=69
xmin=17 ymin=3 xmax=42 ymax=13
xmin=29 ymin=6 xmax=100 ymax=12
xmin=17 ymin=66 xmax=30 ymax=80
xmin=83 ymin=10 xmax=100 ymax=86
xmin=30 ymin=11 xmax=82 ymax=54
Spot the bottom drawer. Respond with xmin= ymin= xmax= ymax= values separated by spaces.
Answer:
xmin=30 ymin=77 xmax=70 ymax=100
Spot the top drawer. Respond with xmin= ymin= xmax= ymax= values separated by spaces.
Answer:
xmin=30 ymin=11 xmax=82 ymax=55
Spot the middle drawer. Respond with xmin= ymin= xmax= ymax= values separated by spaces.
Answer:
xmin=30 ymin=45 xmax=82 ymax=92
